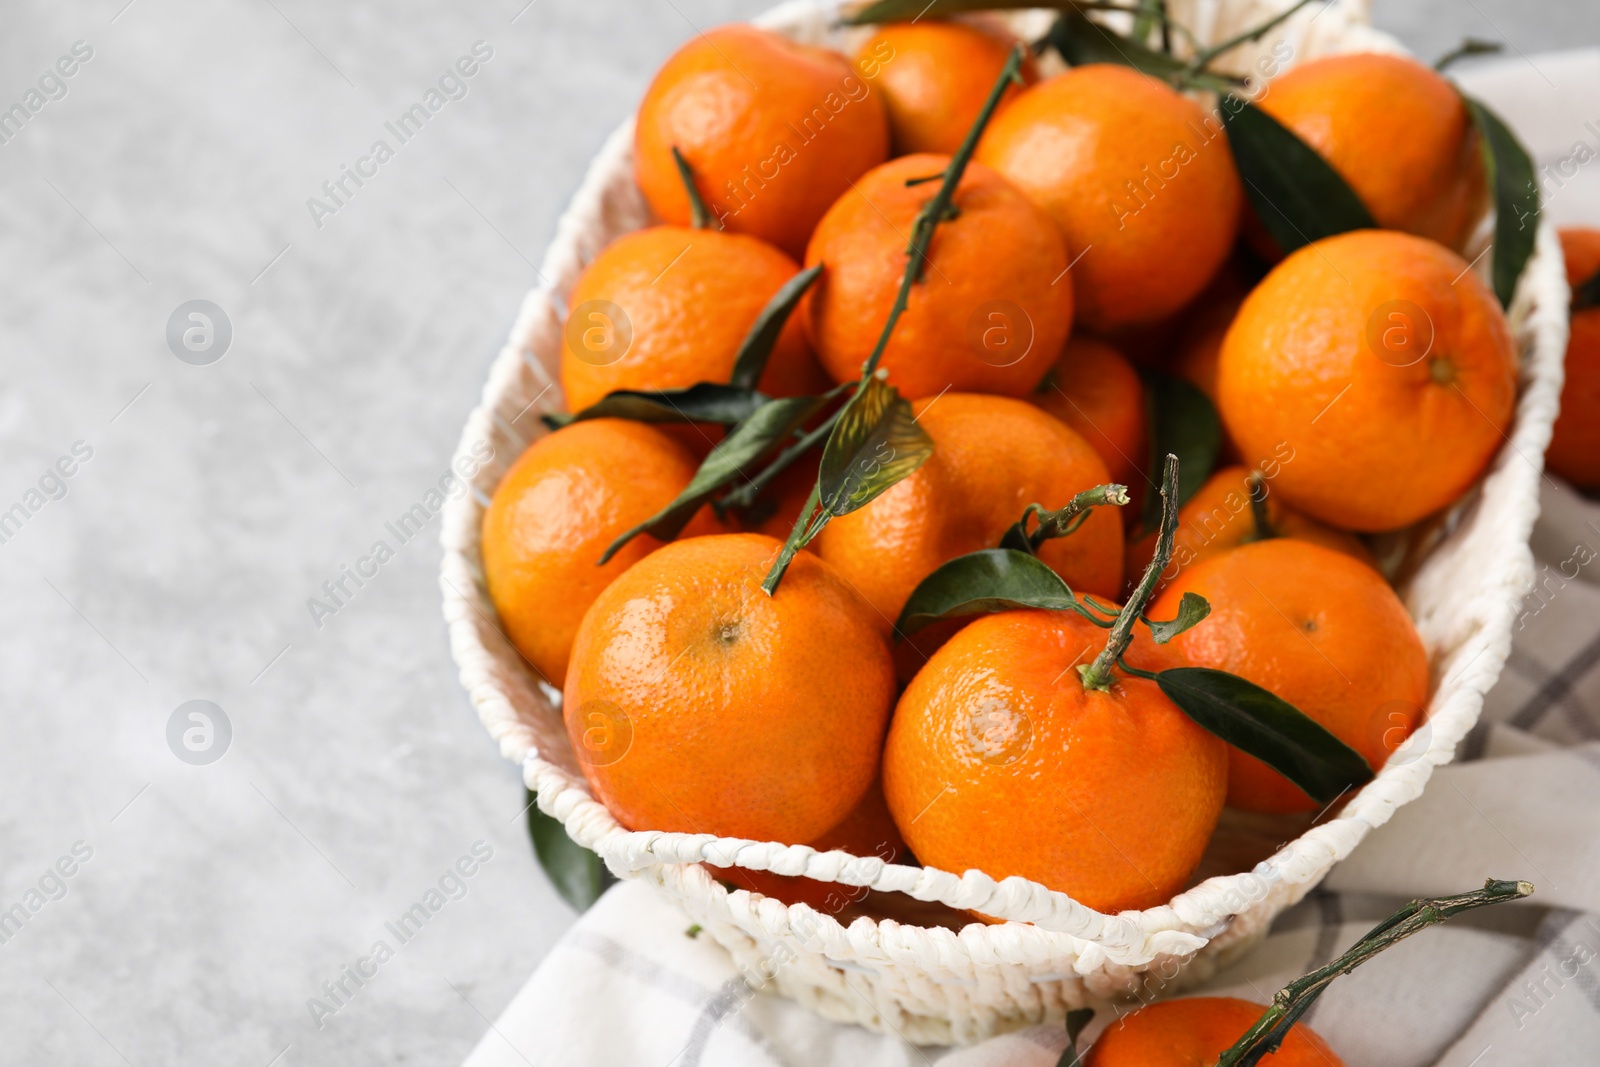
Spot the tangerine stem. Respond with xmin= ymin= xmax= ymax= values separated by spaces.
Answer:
xmin=1079 ymin=454 xmax=1179 ymax=691
xmin=1246 ymin=470 xmax=1273 ymax=542
xmin=860 ymin=44 xmax=1024 ymax=380
xmin=1213 ymin=879 xmax=1533 ymax=1067
xmin=1024 ymin=484 xmax=1129 ymax=552
xmin=1187 ymin=0 xmax=1316 ymax=74
xmin=671 ymin=146 xmax=718 ymax=230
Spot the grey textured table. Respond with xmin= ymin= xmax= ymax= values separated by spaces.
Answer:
xmin=1 ymin=2 xmax=1595 ymax=1065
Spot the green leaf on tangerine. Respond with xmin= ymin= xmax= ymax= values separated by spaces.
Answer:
xmin=1221 ymin=97 xmax=1375 ymax=254
xmin=1140 ymin=372 xmax=1221 ymax=532
xmin=729 ymin=264 xmax=824 ymax=390
xmin=548 ymin=382 xmax=767 ymax=430
xmin=818 ymin=375 xmax=933 ymax=518
xmin=1043 ymin=10 xmax=1238 ymax=94
xmin=1155 ymin=667 xmax=1375 ymax=804
xmin=1464 ymin=94 xmax=1540 ymax=308
xmin=843 ymin=0 xmax=1072 ymax=25
xmin=601 ymin=393 xmax=826 ymax=563
xmin=895 ymin=549 xmax=1078 ymax=637
xmin=1143 ymin=591 xmax=1210 ymax=644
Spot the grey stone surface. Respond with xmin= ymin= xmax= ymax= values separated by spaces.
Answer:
xmin=0 ymin=2 xmax=1592 ymax=1065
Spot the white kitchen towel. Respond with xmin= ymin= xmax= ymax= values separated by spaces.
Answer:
xmin=462 ymin=50 xmax=1600 ymax=1067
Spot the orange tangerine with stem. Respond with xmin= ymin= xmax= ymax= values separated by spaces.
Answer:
xmin=635 ymin=25 xmax=889 ymax=259
xmin=882 ymin=457 xmax=1226 ymax=914
xmin=1084 ymin=996 xmax=1344 ymax=1066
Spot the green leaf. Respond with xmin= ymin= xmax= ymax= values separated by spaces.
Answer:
xmin=1056 ymin=1007 xmax=1095 ymax=1067
xmin=1043 ymin=10 xmax=1238 ymax=94
xmin=602 ymin=393 xmax=827 ymax=562
xmin=818 ymin=375 xmax=933 ymax=518
xmin=1435 ymin=38 xmax=1503 ymax=72
xmin=1155 ymin=667 xmax=1375 ymax=804
xmin=895 ymin=549 xmax=1079 ymax=637
xmin=1574 ymin=269 xmax=1600 ymax=313
xmin=526 ymin=789 xmax=615 ymax=912
xmin=672 ymin=145 xmax=717 ymax=231
xmin=843 ymin=0 xmax=1069 ymax=24
xmin=1464 ymin=95 xmax=1540 ymax=308
xmin=1221 ymin=98 xmax=1375 ymax=254
xmin=729 ymin=264 xmax=823 ymax=390
xmin=549 ymin=382 xmax=767 ymax=430
xmin=1143 ymin=590 xmax=1209 ymax=643
xmin=1140 ymin=372 xmax=1221 ymax=531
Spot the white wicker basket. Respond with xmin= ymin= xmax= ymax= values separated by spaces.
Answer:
xmin=440 ymin=0 xmax=1571 ymax=1045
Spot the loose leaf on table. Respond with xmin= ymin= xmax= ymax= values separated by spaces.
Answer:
xmin=1055 ymin=1007 xmax=1096 ymax=1067
xmin=729 ymin=264 xmax=823 ymax=389
xmin=1042 ymin=10 xmax=1239 ymax=94
xmin=602 ymin=393 xmax=828 ymax=563
xmin=1139 ymin=372 xmax=1221 ymax=532
xmin=1155 ymin=667 xmax=1374 ymax=804
xmin=526 ymin=789 xmax=615 ymax=912
xmin=545 ymin=382 xmax=767 ymax=430
xmin=1142 ymin=590 xmax=1209 ymax=644
xmin=895 ymin=549 xmax=1080 ymax=637
xmin=818 ymin=374 xmax=933 ymax=518
xmin=1220 ymin=98 xmax=1375 ymax=254
xmin=1463 ymin=94 xmax=1540 ymax=308
xmin=1574 ymin=269 xmax=1600 ymax=313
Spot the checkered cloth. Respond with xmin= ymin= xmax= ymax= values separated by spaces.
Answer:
xmin=462 ymin=51 xmax=1600 ymax=1067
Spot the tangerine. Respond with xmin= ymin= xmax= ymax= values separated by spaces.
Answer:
xmin=1547 ymin=226 xmax=1600 ymax=489
xmin=560 ymin=226 xmax=827 ymax=416
xmin=1256 ymin=52 xmax=1487 ymax=252
xmin=975 ymin=64 xmax=1242 ymax=331
xmin=482 ymin=419 xmax=724 ymax=685
xmin=635 ymin=25 xmax=889 ymax=258
xmin=854 ymin=20 xmax=1034 ymax=156
xmin=1217 ymin=229 xmax=1517 ymax=532
xmin=1084 ymin=996 xmax=1344 ymax=1066
xmin=1152 ymin=538 xmax=1429 ymax=814
xmin=883 ymin=608 xmax=1226 ymax=913
xmin=1033 ymin=336 xmax=1148 ymax=519
xmin=563 ymin=533 xmax=894 ymax=844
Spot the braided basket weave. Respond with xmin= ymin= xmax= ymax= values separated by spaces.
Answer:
xmin=441 ymin=0 xmax=1570 ymax=1044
